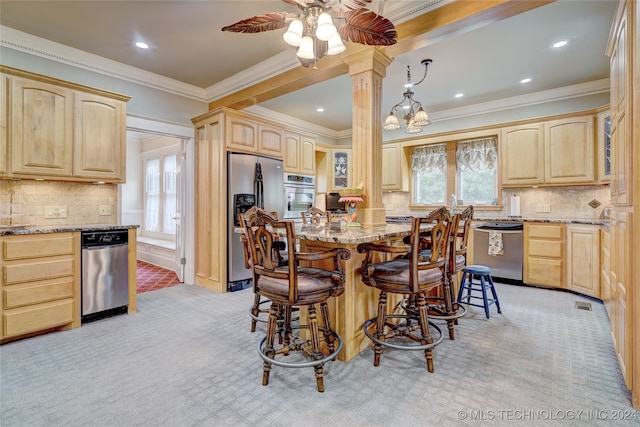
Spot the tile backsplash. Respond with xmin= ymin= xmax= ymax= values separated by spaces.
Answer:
xmin=383 ymin=185 xmax=612 ymax=220
xmin=1 ymin=180 xmax=118 ymax=227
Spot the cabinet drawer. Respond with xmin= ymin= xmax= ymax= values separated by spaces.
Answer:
xmin=3 ymin=234 xmax=74 ymax=260
xmin=3 ymin=299 xmax=73 ymax=337
xmin=4 ymin=257 xmax=73 ymax=285
xmin=527 ymin=239 xmax=563 ymax=258
xmin=4 ymin=278 xmax=74 ymax=309
xmin=527 ymin=224 xmax=564 ymax=239
xmin=526 ymin=258 xmax=563 ymax=287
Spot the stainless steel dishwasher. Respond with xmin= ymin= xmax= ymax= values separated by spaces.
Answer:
xmin=473 ymin=222 xmax=523 ymax=283
xmin=81 ymin=230 xmax=129 ymax=321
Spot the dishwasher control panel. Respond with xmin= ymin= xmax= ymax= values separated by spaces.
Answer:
xmin=81 ymin=230 xmax=128 ymax=246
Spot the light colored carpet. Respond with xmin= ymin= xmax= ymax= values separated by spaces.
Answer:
xmin=0 ymin=283 xmax=636 ymax=427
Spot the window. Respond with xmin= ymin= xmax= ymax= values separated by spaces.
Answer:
xmin=143 ymin=147 xmax=179 ymax=238
xmin=411 ymin=137 xmax=498 ymax=207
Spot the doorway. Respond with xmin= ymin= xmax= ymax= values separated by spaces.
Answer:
xmin=121 ymin=116 xmax=195 ymax=284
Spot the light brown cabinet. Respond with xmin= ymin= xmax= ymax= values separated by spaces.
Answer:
xmin=600 ymin=227 xmax=612 ymax=317
xmin=284 ymin=132 xmax=315 ymax=175
xmin=1 ymin=66 xmax=130 ymax=183
xmin=74 ymin=92 xmax=126 ymax=181
xmin=0 ymin=73 xmax=8 ymax=175
xmin=1 ymin=232 xmax=80 ymax=341
xmin=524 ymin=222 xmax=564 ymax=288
xmin=330 ymin=148 xmax=352 ymax=191
xmin=544 ymin=116 xmax=595 ymax=184
xmin=224 ymin=109 xmax=284 ymax=158
xmin=596 ymin=108 xmax=611 ymax=183
xmin=501 ymin=123 xmax=545 ymax=186
xmin=565 ymin=224 xmax=599 ymax=297
xmin=382 ymin=143 xmax=409 ymax=191
xmin=10 ymin=76 xmax=75 ymax=177
xmin=501 ymin=116 xmax=595 ymax=187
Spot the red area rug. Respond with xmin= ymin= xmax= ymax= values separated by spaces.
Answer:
xmin=136 ymin=260 xmax=182 ymax=293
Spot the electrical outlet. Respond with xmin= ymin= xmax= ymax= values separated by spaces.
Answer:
xmin=536 ymin=204 xmax=551 ymax=213
xmin=44 ymin=206 xmax=68 ymax=219
xmin=99 ymin=205 xmax=112 ymax=216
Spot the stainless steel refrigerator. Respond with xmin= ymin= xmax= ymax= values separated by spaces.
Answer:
xmin=227 ymin=152 xmax=284 ymax=291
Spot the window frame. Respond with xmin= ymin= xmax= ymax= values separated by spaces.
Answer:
xmin=409 ymin=135 xmax=502 ymax=211
xmin=141 ymin=145 xmax=180 ymax=241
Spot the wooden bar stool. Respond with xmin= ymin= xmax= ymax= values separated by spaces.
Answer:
xmin=456 ymin=265 xmax=502 ymax=318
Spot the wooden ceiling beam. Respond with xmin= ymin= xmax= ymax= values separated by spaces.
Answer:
xmin=208 ymin=0 xmax=555 ymax=112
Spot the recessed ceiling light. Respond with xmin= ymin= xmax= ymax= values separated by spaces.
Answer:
xmin=552 ymin=40 xmax=569 ymax=48
xmin=520 ymin=78 xmax=532 ymax=84
xmin=316 ymin=107 xmax=324 ymax=112
xmin=454 ymin=93 xmax=464 ymax=98
xmin=135 ymin=41 xmax=150 ymax=49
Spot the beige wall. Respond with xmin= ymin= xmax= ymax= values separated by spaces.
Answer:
xmin=383 ymin=185 xmax=611 ymax=220
xmin=1 ymin=180 xmax=118 ymax=227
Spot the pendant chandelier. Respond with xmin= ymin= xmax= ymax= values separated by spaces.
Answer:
xmin=222 ymin=0 xmax=397 ymax=69
xmin=383 ymin=59 xmax=433 ymax=134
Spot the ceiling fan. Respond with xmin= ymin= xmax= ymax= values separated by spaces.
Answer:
xmin=222 ymin=0 xmax=397 ymax=68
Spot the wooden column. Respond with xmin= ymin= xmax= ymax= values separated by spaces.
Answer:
xmin=343 ymin=48 xmax=393 ymax=226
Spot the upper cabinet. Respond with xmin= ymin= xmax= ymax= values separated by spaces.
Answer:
xmin=501 ymin=115 xmax=595 ymax=187
xmin=596 ymin=108 xmax=611 ymax=183
xmin=544 ymin=116 xmax=595 ymax=184
xmin=74 ymin=92 xmax=126 ymax=181
xmin=330 ymin=148 xmax=351 ymax=191
xmin=10 ymin=76 xmax=75 ymax=177
xmin=284 ymin=131 xmax=315 ymax=175
xmin=501 ymin=123 xmax=545 ymax=186
xmin=382 ymin=143 xmax=409 ymax=191
xmin=0 ymin=74 xmax=8 ymax=175
xmin=224 ymin=109 xmax=284 ymax=159
xmin=1 ymin=66 xmax=130 ymax=183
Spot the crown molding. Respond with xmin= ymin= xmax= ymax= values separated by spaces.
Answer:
xmin=428 ymin=78 xmax=610 ymax=123
xmin=1 ymin=26 xmax=208 ymax=102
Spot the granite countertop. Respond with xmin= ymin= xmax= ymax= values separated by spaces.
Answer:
xmin=471 ymin=217 xmax=610 ymax=225
xmin=0 ymin=224 xmax=139 ymax=236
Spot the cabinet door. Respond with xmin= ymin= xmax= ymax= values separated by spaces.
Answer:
xmin=382 ymin=143 xmax=408 ymax=191
xmin=524 ymin=223 xmax=564 ymax=288
xmin=257 ymin=123 xmax=284 ymax=158
xmin=299 ymin=136 xmax=315 ymax=175
xmin=74 ymin=93 xmax=126 ymax=181
xmin=596 ymin=110 xmax=611 ymax=183
xmin=566 ymin=225 xmax=599 ymax=297
xmin=600 ymin=228 xmax=612 ymax=317
xmin=225 ymin=114 xmax=257 ymax=153
xmin=610 ymin=210 xmax=631 ymax=387
xmin=284 ymin=133 xmax=300 ymax=172
xmin=545 ymin=116 xmax=595 ymax=184
xmin=500 ymin=124 xmax=544 ymax=186
xmin=330 ymin=149 xmax=351 ymax=190
xmin=0 ymin=73 xmax=7 ymax=175
xmin=10 ymin=77 xmax=74 ymax=177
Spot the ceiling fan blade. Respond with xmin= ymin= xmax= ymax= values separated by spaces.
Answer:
xmin=338 ymin=9 xmax=397 ymax=46
xmin=332 ymin=0 xmax=372 ymax=12
xmin=221 ymin=12 xmax=293 ymax=33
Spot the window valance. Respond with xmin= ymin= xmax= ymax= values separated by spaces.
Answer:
xmin=456 ymin=137 xmax=497 ymax=172
xmin=411 ymin=144 xmax=447 ymax=174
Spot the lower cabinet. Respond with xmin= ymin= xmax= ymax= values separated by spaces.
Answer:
xmin=565 ymin=224 xmax=599 ymax=298
xmin=600 ymin=227 xmax=612 ymax=316
xmin=524 ymin=222 xmax=565 ymax=288
xmin=1 ymin=232 xmax=81 ymax=341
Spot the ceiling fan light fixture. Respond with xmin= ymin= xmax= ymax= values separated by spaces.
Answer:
xmin=296 ymin=36 xmax=316 ymax=59
xmin=283 ymin=19 xmax=304 ymax=46
xmin=326 ymin=32 xmax=346 ymax=55
xmin=383 ymin=113 xmax=401 ymax=131
xmin=316 ymin=12 xmax=337 ymax=41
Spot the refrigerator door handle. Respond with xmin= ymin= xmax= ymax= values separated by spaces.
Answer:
xmin=255 ymin=162 xmax=264 ymax=208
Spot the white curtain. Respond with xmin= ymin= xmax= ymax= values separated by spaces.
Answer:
xmin=411 ymin=144 xmax=447 ymax=174
xmin=145 ymin=158 xmax=160 ymax=232
xmin=456 ymin=137 xmax=498 ymax=172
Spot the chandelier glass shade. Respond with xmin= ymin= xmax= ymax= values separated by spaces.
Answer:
xmin=383 ymin=59 xmax=433 ymax=134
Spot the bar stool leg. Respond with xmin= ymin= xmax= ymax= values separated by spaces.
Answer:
xmin=416 ymin=294 xmax=435 ymax=373
xmin=373 ymin=292 xmax=388 ymax=367
xmin=262 ymin=303 xmax=279 ymax=386
xmin=488 ymin=275 xmax=502 ymax=313
xmin=479 ymin=275 xmax=491 ymax=318
xmin=457 ymin=272 xmax=468 ymax=303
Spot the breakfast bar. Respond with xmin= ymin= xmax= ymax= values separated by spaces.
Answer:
xmin=293 ymin=222 xmax=414 ymax=362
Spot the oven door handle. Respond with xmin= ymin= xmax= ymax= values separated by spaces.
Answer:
xmin=474 ymin=228 xmax=523 ymax=234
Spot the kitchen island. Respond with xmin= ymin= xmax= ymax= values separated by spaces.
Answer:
xmin=290 ymin=222 xmax=414 ymax=362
